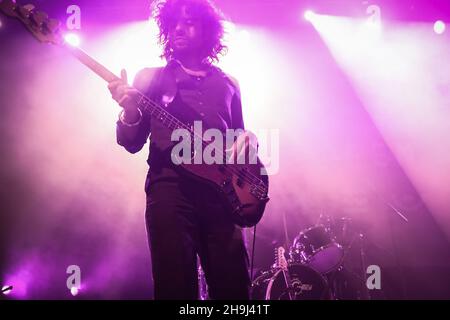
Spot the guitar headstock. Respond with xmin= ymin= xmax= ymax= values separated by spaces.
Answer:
xmin=0 ymin=0 xmax=63 ymax=45
xmin=275 ymin=246 xmax=288 ymax=270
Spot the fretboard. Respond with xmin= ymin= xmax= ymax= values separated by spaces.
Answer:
xmin=66 ymin=45 xmax=193 ymax=134
xmin=136 ymin=94 xmax=191 ymax=132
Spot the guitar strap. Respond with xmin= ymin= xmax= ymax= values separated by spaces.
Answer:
xmin=145 ymin=65 xmax=177 ymax=105
xmin=144 ymin=61 xmax=238 ymax=129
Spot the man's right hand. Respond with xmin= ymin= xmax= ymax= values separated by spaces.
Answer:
xmin=108 ymin=69 xmax=141 ymax=122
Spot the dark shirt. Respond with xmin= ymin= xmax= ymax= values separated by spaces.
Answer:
xmin=116 ymin=60 xmax=245 ymax=186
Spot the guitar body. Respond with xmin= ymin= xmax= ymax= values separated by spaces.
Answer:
xmin=179 ymin=157 xmax=269 ymax=227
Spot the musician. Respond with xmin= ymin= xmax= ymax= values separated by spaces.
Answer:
xmin=108 ymin=0 xmax=252 ymax=299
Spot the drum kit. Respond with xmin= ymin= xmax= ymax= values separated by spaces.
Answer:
xmin=251 ymin=216 xmax=369 ymax=300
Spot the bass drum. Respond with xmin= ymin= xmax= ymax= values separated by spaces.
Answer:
xmin=290 ymin=225 xmax=344 ymax=274
xmin=251 ymin=264 xmax=331 ymax=300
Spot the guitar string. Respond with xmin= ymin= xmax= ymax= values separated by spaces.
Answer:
xmin=68 ymin=49 xmax=267 ymax=195
xmin=141 ymin=96 xmax=266 ymax=191
xmin=141 ymin=95 xmax=267 ymax=195
xmin=137 ymin=94 xmax=268 ymax=196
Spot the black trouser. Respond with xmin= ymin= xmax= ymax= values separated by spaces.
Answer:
xmin=145 ymin=177 xmax=250 ymax=300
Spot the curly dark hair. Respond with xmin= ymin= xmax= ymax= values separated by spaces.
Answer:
xmin=152 ymin=0 xmax=227 ymax=63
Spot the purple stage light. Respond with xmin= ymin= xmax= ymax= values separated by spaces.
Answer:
xmin=304 ymin=10 xmax=315 ymax=22
xmin=70 ymin=286 xmax=79 ymax=296
xmin=64 ymin=33 xmax=81 ymax=47
xmin=239 ymin=29 xmax=250 ymax=42
xmin=433 ymin=20 xmax=446 ymax=35
xmin=1 ymin=285 xmax=13 ymax=295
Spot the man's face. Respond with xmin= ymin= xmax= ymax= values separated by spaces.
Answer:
xmin=168 ymin=6 xmax=203 ymax=57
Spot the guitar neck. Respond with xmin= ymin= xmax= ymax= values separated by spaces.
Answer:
xmin=65 ymin=45 xmax=191 ymax=133
xmin=66 ymin=45 xmax=118 ymax=82
xmin=1 ymin=2 xmax=191 ymax=135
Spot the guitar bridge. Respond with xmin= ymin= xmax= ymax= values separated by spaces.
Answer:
xmin=250 ymin=184 xmax=269 ymax=201
xmin=221 ymin=179 xmax=242 ymax=213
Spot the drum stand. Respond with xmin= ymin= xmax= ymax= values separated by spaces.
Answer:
xmin=327 ymin=233 xmax=371 ymax=300
xmin=281 ymin=267 xmax=296 ymax=300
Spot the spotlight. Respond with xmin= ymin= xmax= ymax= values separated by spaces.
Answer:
xmin=70 ymin=286 xmax=79 ymax=296
xmin=0 ymin=18 xmax=3 ymax=28
xmin=433 ymin=20 xmax=446 ymax=35
xmin=239 ymin=29 xmax=250 ymax=41
xmin=365 ymin=18 xmax=382 ymax=34
xmin=64 ymin=33 xmax=81 ymax=47
xmin=1 ymin=285 xmax=13 ymax=295
xmin=304 ymin=10 xmax=315 ymax=22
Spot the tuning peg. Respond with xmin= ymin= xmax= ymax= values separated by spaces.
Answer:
xmin=0 ymin=0 xmax=17 ymax=17
xmin=31 ymin=10 xmax=48 ymax=26
xmin=45 ymin=18 xmax=60 ymax=33
xmin=17 ymin=4 xmax=34 ymax=18
xmin=23 ymin=4 xmax=35 ymax=10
